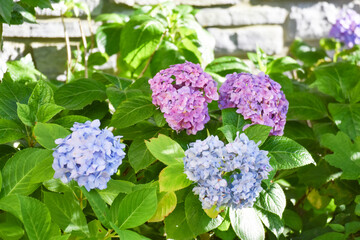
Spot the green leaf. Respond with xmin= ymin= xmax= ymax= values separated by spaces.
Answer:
xmin=0 ymin=0 xmax=13 ymax=24
xmin=54 ymin=79 xmax=106 ymax=110
xmin=36 ymin=103 xmax=64 ymax=123
xmin=153 ymin=110 xmax=166 ymax=127
xmin=16 ymin=103 xmax=35 ymax=126
xmin=328 ymin=224 xmax=345 ymax=233
xmin=205 ymin=56 xmax=250 ymax=77
xmin=120 ymin=15 xmax=165 ymax=70
xmin=283 ymin=209 xmax=302 ymax=231
xmin=145 ymin=134 xmax=185 ymax=165
xmin=28 ymin=80 xmax=54 ymax=113
xmin=97 ymin=180 xmax=135 ymax=205
xmin=111 ymin=96 xmax=155 ymax=129
xmin=165 ymin=203 xmax=196 ymax=240
xmin=93 ymin=73 xmax=132 ymax=91
xmin=185 ymin=192 xmax=223 ymax=235
xmin=0 ymin=195 xmax=52 ymax=240
xmin=43 ymin=191 xmax=89 ymax=234
xmin=115 ymin=230 xmax=151 ymax=240
xmin=88 ymin=52 xmax=109 ymax=67
xmin=218 ymin=125 xmax=237 ymax=143
xmin=20 ymin=0 xmax=52 ymax=9
xmin=255 ymin=183 xmax=286 ymax=217
xmin=289 ymin=39 xmax=326 ymax=66
xmin=177 ymin=33 xmax=202 ymax=65
xmin=229 ymin=207 xmax=265 ymax=240
xmin=106 ymin=87 xmax=143 ymax=110
xmin=312 ymin=62 xmax=360 ymax=103
xmin=244 ymin=124 xmax=272 ymax=146
xmin=254 ymin=207 xmax=284 ymax=237
xmin=287 ymin=92 xmax=328 ymax=120
xmin=81 ymin=188 xmax=112 ymax=229
xmin=52 ymin=115 xmax=90 ymax=130
xmin=0 ymin=78 xmax=33 ymax=121
xmin=345 ymin=221 xmax=360 ymax=236
xmin=149 ymin=191 xmax=177 ymax=222
xmin=96 ymin=23 xmax=123 ymax=56
xmin=20 ymin=195 xmax=52 ymax=240
xmin=313 ymin=232 xmax=346 ymax=240
xmin=34 ymin=122 xmax=70 ymax=149
xmin=321 ymin=132 xmax=360 ymax=179
xmin=118 ymin=187 xmax=157 ymax=229
xmin=328 ymin=103 xmax=360 ymax=140
xmin=1 ymin=148 xmax=53 ymax=197
xmin=261 ymin=136 xmax=315 ymax=170
xmin=221 ymin=108 xmax=249 ymax=131
xmin=320 ymin=38 xmax=341 ymax=50
xmin=268 ymin=73 xmax=294 ymax=95
xmin=6 ymin=57 xmax=47 ymax=82
xmin=266 ymin=56 xmax=301 ymax=74
xmin=0 ymin=119 xmax=25 ymax=144
xmin=88 ymin=220 xmax=107 ymax=239
xmin=0 ymin=221 xmax=24 ymax=240
xmin=150 ymin=40 xmax=185 ymax=76
xmin=159 ymin=164 xmax=192 ymax=192
xmin=129 ymin=138 xmax=156 ymax=173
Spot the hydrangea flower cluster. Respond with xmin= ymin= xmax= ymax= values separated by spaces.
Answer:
xmin=329 ymin=9 xmax=360 ymax=48
xmin=52 ymin=119 xmax=126 ymax=191
xmin=183 ymin=133 xmax=272 ymax=209
xmin=219 ymin=72 xmax=288 ymax=136
xmin=149 ymin=62 xmax=219 ymax=135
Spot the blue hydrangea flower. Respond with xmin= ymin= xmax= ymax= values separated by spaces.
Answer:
xmin=183 ymin=133 xmax=272 ymax=209
xmin=52 ymin=119 xmax=126 ymax=191
xmin=329 ymin=9 xmax=360 ymax=48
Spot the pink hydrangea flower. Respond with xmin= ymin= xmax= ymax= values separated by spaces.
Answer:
xmin=149 ymin=62 xmax=219 ymax=135
xmin=219 ymin=72 xmax=288 ymax=136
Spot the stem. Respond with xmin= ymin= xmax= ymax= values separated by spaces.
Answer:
xmin=80 ymin=191 xmax=84 ymax=209
xmin=70 ymin=44 xmax=81 ymax=72
xmin=78 ymin=20 xmax=88 ymax=78
xmin=103 ymin=229 xmax=114 ymax=240
xmin=61 ymin=12 xmax=72 ymax=82
xmin=0 ymin=23 xmax=3 ymax=51
xmin=87 ymin=17 xmax=95 ymax=52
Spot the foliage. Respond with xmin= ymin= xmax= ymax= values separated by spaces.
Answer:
xmin=0 ymin=1 xmax=359 ymax=240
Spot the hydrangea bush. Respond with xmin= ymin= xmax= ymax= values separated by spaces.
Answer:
xmin=0 ymin=2 xmax=359 ymax=240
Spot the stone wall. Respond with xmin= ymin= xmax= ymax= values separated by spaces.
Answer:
xmin=1 ymin=0 xmax=358 ymax=79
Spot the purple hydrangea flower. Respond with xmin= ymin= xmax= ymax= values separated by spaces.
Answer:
xmin=329 ymin=9 xmax=360 ymax=48
xmin=219 ymin=72 xmax=288 ymax=136
xmin=52 ymin=119 xmax=126 ymax=191
xmin=183 ymin=133 xmax=272 ymax=209
xmin=149 ymin=62 xmax=219 ymax=135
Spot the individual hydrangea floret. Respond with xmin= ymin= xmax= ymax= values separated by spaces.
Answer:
xmin=52 ymin=119 xmax=126 ymax=191
xmin=149 ymin=61 xmax=219 ymax=135
xmin=329 ymin=9 xmax=360 ymax=48
xmin=183 ymin=133 xmax=272 ymax=209
xmin=219 ymin=72 xmax=288 ymax=136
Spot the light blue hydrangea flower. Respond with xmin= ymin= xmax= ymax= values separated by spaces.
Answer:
xmin=183 ymin=133 xmax=272 ymax=209
xmin=52 ymin=119 xmax=126 ymax=191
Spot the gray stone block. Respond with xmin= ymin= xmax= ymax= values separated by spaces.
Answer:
xmin=30 ymin=42 xmax=68 ymax=79
xmin=196 ymin=5 xmax=288 ymax=27
xmin=35 ymin=0 xmax=103 ymax=16
xmin=112 ymin=0 xmax=240 ymax=6
xmin=3 ymin=19 xmax=100 ymax=38
xmin=286 ymin=1 xmax=340 ymax=42
xmin=0 ymin=41 xmax=27 ymax=62
xmin=208 ymin=25 xmax=284 ymax=55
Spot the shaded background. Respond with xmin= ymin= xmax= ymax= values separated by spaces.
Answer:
xmin=0 ymin=0 xmax=357 ymax=79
